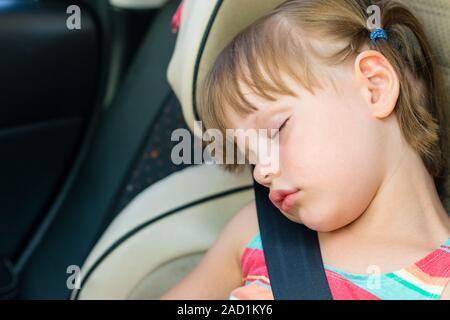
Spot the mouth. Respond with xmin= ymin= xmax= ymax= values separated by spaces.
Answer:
xmin=268 ymin=189 xmax=300 ymax=212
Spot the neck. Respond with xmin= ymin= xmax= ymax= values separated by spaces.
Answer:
xmin=326 ymin=143 xmax=450 ymax=249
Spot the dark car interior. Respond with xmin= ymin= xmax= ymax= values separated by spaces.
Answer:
xmin=1 ymin=0 xmax=202 ymax=299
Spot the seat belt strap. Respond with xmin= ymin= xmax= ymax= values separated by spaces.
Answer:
xmin=253 ymin=180 xmax=333 ymax=300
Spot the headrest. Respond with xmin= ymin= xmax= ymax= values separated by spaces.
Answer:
xmin=167 ymin=0 xmax=450 ymax=206
xmin=167 ymin=0 xmax=286 ymax=135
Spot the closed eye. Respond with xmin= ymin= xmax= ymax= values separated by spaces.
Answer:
xmin=272 ymin=117 xmax=290 ymax=139
xmin=279 ymin=117 xmax=290 ymax=132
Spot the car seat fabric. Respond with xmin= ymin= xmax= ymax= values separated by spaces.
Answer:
xmin=113 ymin=94 xmax=197 ymax=215
xmin=72 ymin=164 xmax=254 ymax=299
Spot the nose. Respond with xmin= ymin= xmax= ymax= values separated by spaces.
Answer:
xmin=253 ymin=161 xmax=279 ymax=187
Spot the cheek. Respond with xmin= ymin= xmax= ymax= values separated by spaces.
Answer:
xmin=282 ymin=98 xmax=385 ymax=230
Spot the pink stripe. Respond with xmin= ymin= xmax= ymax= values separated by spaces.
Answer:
xmin=241 ymin=248 xmax=269 ymax=282
xmin=325 ymin=269 xmax=380 ymax=300
xmin=415 ymin=249 xmax=450 ymax=277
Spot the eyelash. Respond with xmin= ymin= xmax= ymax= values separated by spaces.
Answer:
xmin=279 ymin=117 xmax=290 ymax=132
xmin=272 ymin=117 xmax=290 ymax=138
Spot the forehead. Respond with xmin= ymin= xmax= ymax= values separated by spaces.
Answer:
xmin=224 ymin=97 xmax=271 ymax=133
xmin=224 ymin=78 xmax=299 ymax=130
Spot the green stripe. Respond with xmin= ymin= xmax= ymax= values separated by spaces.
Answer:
xmin=385 ymin=273 xmax=439 ymax=299
xmin=244 ymin=279 xmax=271 ymax=290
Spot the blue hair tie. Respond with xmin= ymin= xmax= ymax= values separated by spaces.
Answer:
xmin=370 ymin=28 xmax=388 ymax=42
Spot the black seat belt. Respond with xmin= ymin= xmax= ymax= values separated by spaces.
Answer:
xmin=253 ymin=179 xmax=333 ymax=300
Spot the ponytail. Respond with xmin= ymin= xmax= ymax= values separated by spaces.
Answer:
xmin=373 ymin=1 xmax=447 ymax=180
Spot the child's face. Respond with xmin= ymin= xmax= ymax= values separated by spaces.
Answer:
xmin=227 ymin=65 xmax=391 ymax=232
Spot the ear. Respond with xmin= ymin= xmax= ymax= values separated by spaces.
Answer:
xmin=354 ymin=50 xmax=400 ymax=119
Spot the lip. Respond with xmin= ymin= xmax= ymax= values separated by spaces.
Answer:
xmin=269 ymin=189 xmax=300 ymax=212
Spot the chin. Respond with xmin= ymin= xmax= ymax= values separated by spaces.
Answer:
xmin=293 ymin=207 xmax=352 ymax=233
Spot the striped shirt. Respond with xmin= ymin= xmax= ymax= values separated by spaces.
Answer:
xmin=229 ymin=232 xmax=450 ymax=300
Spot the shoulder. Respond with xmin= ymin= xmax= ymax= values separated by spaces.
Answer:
xmin=224 ymin=199 xmax=258 ymax=233
xmin=224 ymin=200 xmax=259 ymax=264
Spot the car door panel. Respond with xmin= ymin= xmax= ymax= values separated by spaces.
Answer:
xmin=0 ymin=1 xmax=99 ymax=262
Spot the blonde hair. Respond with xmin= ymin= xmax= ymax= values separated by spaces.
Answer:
xmin=199 ymin=0 xmax=447 ymax=185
